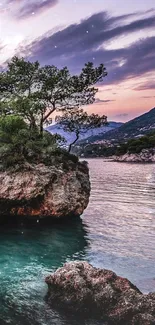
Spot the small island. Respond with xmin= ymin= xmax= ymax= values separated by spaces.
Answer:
xmin=0 ymin=57 xmax=155 ymax=325
xmin=0 ymin=56 xmax=107 ymax=221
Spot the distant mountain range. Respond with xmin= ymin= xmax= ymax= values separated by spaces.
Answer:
xmin=46 ymin=121 xmax=123 ymax=145
xmin=80 ymin=107 xmax=155 ymax=144
xmin=46 ymin=107 xmax=155 ymax=146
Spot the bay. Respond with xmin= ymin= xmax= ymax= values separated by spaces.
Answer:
xmin=0 ymin=159 xmax=155 ymax=324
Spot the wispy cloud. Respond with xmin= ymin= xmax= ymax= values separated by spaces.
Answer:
xmin=16 ymin=9 xmax=155 ymax=89
xmin=95 ymin=98 xmax=115 ymax=104
xmin=141 ymin=95 xmax=155 ymax=98
xmin=114 ymin=113 xmax=129 ymax=118
xmin=1 ymin=0 xmax=58 ymax=19
xmin=134 ymin=81 xmax=155 ymax=91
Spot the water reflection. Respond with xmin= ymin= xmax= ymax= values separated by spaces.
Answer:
xmin=83 ymin=159 xmax=155 ymax=293
xmin=0 ymin=159 xmax=155 ymax=324
xmin=0 ymin=217 xmax=90 ymax=325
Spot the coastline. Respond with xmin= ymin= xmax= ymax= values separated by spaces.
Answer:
xmin=81 ymin=148 xmax=155 ymax=163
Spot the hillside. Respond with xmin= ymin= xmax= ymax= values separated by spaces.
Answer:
xmin=82 ymin=107 xmax=155 ymax=144
xmin=46 ymin=121 xmax=123 ymax=145
xmin=74 ymin=130 xmax=155 ymax=159
xmin=116 ymin=132 xmax=155 ymax=155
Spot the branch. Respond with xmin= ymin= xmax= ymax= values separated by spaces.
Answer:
xmin=43 ymin=102 xmax=56 ymax=122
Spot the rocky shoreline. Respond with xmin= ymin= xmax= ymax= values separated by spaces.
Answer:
xmin=0 ymin=159 xmax=90 ymax=220
xmin=45 ymin=261 xmax=155 ymax=325
xmin=113 ymin=148 xmax=155 ymax=163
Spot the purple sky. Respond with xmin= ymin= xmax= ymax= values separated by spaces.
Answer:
xmin=0 ymin=0 xmax=155 ymax=121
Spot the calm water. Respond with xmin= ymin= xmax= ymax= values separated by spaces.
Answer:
xmin=0 ymin=159 xmax=155 ymax=324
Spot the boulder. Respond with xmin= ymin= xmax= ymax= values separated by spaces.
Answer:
xmin=45 ymin=261 xmax=155 ymax=325
xmin=0 ymin=160 xmax=90 ymax=219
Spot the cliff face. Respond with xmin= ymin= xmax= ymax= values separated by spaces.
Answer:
xmin=0 ymin=160 xmax=90 ymax=219
xmin=46 ymin=261 xmax=155 ymax=325
xmin=114 ymin=148 xmax=155 ymax=163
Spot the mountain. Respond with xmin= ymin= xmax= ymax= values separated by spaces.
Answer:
xmin=82 ymin=107 xmax=155 ymax=144
xmin=46 ymin=121 xmax=123 ymax=145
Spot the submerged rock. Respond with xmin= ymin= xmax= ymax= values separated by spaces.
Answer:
xmin=45 ymin=261 xmax=155 ymax=325
xmin=0 ymin=160 xmax=90 ymax=219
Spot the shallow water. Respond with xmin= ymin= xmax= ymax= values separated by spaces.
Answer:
xmin=0 ymin=159 xmax=155 ymax=324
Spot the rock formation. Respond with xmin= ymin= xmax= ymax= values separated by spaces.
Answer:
xmin=45 ymin=261 xmax=155 ymax=325
xmin=0 ymin=160 xmax=90 ymax=219
xmin=113 ymin=149 xmax=155 ymax=163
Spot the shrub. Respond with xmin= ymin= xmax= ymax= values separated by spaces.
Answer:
xmin=0 ymin=115 xmax=78 ymax=169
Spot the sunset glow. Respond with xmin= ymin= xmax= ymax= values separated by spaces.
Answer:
xmin=0 ymin=0 xmax=155 ymax=121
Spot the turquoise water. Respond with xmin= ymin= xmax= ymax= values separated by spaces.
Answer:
xmin=0 ymin=160 xmax=155 ymax=324
xmin=0 ymin=219 xmax=92 ymax=325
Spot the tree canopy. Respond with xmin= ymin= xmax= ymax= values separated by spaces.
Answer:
xmin=0 ymin=57 xmax=107 ymax=135
xmin=0 ymin=57 xmax=108 ymax=167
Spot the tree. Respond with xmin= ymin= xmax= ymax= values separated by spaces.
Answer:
xmin=56 ymin=108 xmax=107 ymax=153
xmin=0 ymin=57 xmax=107 ymax=136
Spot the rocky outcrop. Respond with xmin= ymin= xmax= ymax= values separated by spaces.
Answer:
xmin=0 ymin=160 xmax=90 ymax=219
xmin=113 ymin=149 xmax=155 ymax=163
xmin=45 ymin=261 xmax=155 ymax=325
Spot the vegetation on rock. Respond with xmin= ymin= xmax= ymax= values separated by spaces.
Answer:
xmin=116 ymin=132 xmax=155 ymax=155
xmin=0 ymin=115 xmax=65 ymax=168
xmin=0 ymin=57 xmax=107 ymax=167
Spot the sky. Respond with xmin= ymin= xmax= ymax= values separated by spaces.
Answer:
xmin=0 ymin=0 xmax=155 ymax=122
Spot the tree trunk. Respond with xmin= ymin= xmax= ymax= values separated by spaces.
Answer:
xmin=40 ymin=114 xmax=44 ymax=138
xmin=40 ymin=122 xmax=43 ymax=137
xmin=30 ymin=115 xmax=37 ymax=132
xmin=68 ymin=132 xmax=79 ymax=153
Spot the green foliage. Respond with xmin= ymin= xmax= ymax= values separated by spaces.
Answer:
xmin=116 ymin=133 xmax=155 ymax=155
xmin=72 ymin=143 xmax=117 ymax=158
xmin=53 ymin=148 xmax=79 ymax=167
xmin=73 ymin=132 xmax=155 ymax=158
xmin=0 ymin=115 xmax=27 ymax=139
xmin=0 ymin=115 xmax=65 ymax=169
xmin=0 ymin=116 xmax=28 ymax=167
xmin=0 ymin=57 xmax=107 ymax=134
xmin=0 ymin=57 xmax=108 ymax=168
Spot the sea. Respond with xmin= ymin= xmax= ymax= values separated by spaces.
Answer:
xmin=0 ymin=159 xmax=155 ymax=324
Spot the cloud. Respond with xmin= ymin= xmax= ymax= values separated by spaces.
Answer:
xmin=1 ymin=8 xmax=153 ymax=93
xmin=114 ymin=113 xmax=129 ymax=118
xmin=23 ymin=11 xmax=155 ymax=59
xmin=134 ymin=82 xmax=155 ymax=91
xmin=0 ymin=43 xmax=5 ymax=51
xmin=99 ymin=88 xmax=112 ymax=92
xmin=1 ymin=0 xmax=58 ymax=19
xmin=105 ymin=36 xmax=155 ymax=84
xmin=141 ymin=96 xmax=155 ymax=98
xmin=95 ymin=98 xmax=115 ymax=104
xmin=17 ymin=9 xmax=155 ymax=88
xmin=18 ymin=0 xmax=58 ymax=19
